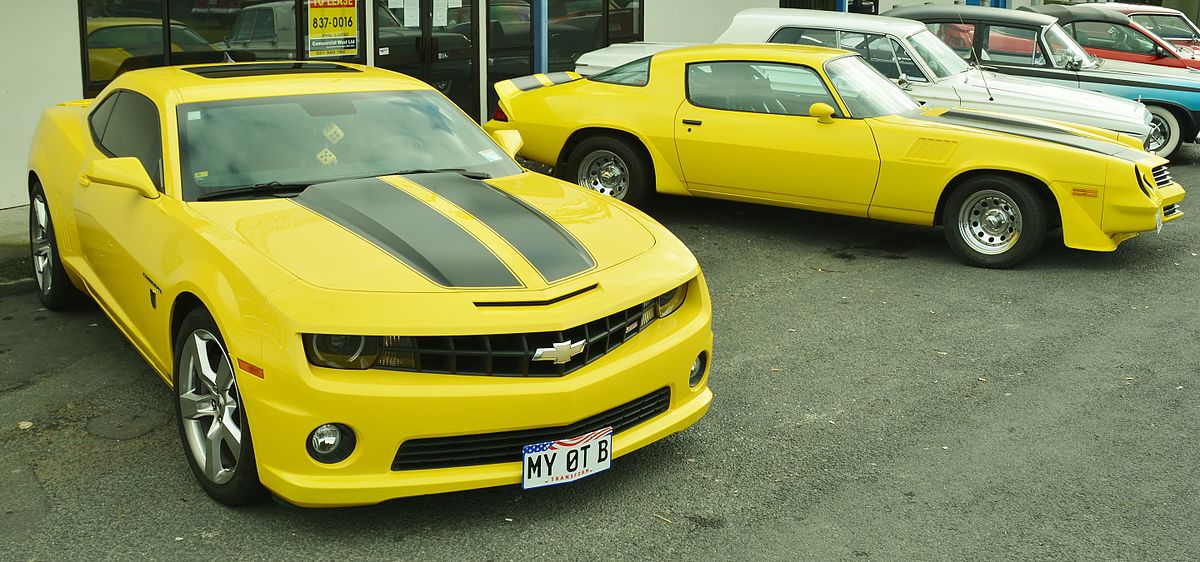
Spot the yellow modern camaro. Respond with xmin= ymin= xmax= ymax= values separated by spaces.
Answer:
xmin=485 ymin=45 xmax=1185 ymax=268
xmin=27 ymin=61 xmax=712 ymax=507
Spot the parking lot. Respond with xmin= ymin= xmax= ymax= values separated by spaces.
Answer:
xmin=2 ymin=147 xmax=1198 ymax=559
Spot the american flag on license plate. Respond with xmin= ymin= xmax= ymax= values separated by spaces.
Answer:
xmin=522 ymin=427 xmax=613 ymax=455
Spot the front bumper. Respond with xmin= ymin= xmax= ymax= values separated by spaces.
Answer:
xmin=240 ymin=278 xmax=714 ymax=508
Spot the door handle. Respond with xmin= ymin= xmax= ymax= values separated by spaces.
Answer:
xmin=681 ymin=119 xmax=702 ymax=126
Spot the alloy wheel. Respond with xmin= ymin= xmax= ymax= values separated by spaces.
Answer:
xmin=958 ymin=189 xmax=1023 ymax=255
xmin=178 ymin=329 xmax=243 ymax=485
xmin=577 ymin=150 xmax=630 ymax=199
xmin=30 ymin=195 xmax=53 ymax=293
xmin=1146 ymin=115 xmax=1169 ymax=154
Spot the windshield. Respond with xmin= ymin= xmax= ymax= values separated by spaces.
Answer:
xmin=824 ymin=56 xmax=920 ymax=118
xmin=1044 ymin=23 xmax=1097 ymax=68
xmin=907 ymin=29 xmax=971 ymax=79
xmin=1131 ymin=13 xmax=1200 ymax=40
xmin=177 ymin=91 xmax=523 ymax=200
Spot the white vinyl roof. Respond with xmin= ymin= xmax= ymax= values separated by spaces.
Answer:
xmin=715 ymin=8 xmax=929 ymax=42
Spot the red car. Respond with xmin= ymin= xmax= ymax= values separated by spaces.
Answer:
xmin=1026 ymin=4 xmax=1199 ymax=69
xmin=1099 ymin=2 xmax=1200 ymax=51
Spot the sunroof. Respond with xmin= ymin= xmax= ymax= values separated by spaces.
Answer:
xmin=184 ymin=62 xmax=360 ymax=79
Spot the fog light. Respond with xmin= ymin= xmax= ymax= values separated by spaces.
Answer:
xmin=307 ymin=423 xmax=356 ymax=464
xmin=689 ymin=352 xmax=707 ymax=387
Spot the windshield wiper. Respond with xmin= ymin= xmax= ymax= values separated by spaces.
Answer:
xmin=195 ymin=181 xmax=311 ymax=201
xmin=387 ymin=168 xmax=493 ymax=180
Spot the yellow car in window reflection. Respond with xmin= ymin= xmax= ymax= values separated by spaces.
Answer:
xmin=27 ymin=61 xmax=712 ymax=507
xmin=486 ymin=44 xmax=1184 ymax=268
xmin=86 ymin=18 xmax=221 ymax=83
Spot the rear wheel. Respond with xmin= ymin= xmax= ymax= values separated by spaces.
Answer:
xmin=29 ymin=182 xmax=83 ymax=310
xmin=173 ymin=307 xmax=265 ymax=506
xmin=562 ymin=136 xmax=652 ymax=207
xmin=943 ymin=175 xmax=1047 ymax=269
xmin=1145 ymin=105 xmax=1182 ymax=158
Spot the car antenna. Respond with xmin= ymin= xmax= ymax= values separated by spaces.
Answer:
xmin=959 ymin=10 xmax=994 ymax=101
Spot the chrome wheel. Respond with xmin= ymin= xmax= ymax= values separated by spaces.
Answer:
xmin=178 ymin=330 xmax=242 ymax=485
xmin=958 ymin=189 xmax=1023 ymax=255
xmin=1147 ymin=115 xmax=1169 ymax=154
xmin=576 ymin=150 xmax=630 ymax=199
xmin=30 ymin=195 xmax=53 ymax=293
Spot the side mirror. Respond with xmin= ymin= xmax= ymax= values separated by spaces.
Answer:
xmin=82 ymin=157 xmax=159 ymax=199
xmin=897 ymin=73 xmax=912 ymax=91
xmin=491 ymin=129 xmax=524 ymax=158
xmin=809 ymin=102 xmax=836 ymax=124
xmin=1153 ymin=44 xmax=1168 ymax=59
xmin=1065 ymin=54 xmax=1083 ymax=71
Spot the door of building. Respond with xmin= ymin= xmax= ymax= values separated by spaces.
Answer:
xmin=374 ymin=0 xmax=478 ymax=117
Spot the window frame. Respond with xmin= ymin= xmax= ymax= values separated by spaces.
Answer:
xmin=683 ymin=59 xmax=843 ymax=118
xmin=980 ymin=22 xmax=1050 ymax=68
xmin=90 ymin=88 xmax=165 ymax=191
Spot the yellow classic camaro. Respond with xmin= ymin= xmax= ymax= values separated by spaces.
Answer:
xmin=27 ymin=61 xmax=712 ymax=507
xmin=485 ymin=44 xmax=1185 ymax=268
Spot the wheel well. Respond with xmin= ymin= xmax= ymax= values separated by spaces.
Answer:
xmin=1144 ymin=102 xmax=1195 ymax=141
xmin=935 ymin=170 xmax=1061 ymax=227
xmin=170 ymin=292 xmax=206 ymax=353
xmin=556 ymin=127 xmax=655 ymax=181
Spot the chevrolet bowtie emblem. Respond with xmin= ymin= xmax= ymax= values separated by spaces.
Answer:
xmin=532 ymin=340 xmax=586 ymax=364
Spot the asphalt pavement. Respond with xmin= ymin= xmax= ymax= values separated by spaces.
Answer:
xmin=2 ymin=148 xmax=1199 ymax=560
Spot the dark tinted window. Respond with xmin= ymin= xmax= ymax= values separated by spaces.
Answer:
xmin=687 ymin=61 xmax=840 ymax=117
xmin=98 ymin=91 xmax=163 ymax=190
xmin=770 ymin=27 xmax=838 ymax=47
xmin=251 ymin=8 xmax=276 ymax=41
xmin=88 ymin=91 xmax=120 ymax=144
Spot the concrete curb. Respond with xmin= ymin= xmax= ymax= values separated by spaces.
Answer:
xmin=0 ymin=278 xmax=35 ymax=297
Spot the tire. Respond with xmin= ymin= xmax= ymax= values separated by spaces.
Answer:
xmin=173 ymin=307 xmax=265 ymax=506
xmin=28 ymin=182 xmax=84 ymax=310
xmin=561 ymin=136 xmax=652 ymax=207
xmin=1145 ymin=105 xmax=1182 ymax=158
xmin=942 ymin=175 xmax=1048 ymax=269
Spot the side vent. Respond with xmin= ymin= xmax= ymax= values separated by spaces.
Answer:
xmin=903 ymin=138 xmax=959 ymax=164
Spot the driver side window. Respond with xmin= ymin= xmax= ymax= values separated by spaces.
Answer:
xmin=981 ymin=24 xmax=1046 ymax=66
xmin=1068 ymin=21 xmax=1157 ymax=55
xmin=92 ymin=91 xmax=164 ymax=191
xmin=686 ymin=61 xmax=840 ymax=117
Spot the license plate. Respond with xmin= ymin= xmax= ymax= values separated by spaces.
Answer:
xmin=521 ymin=427 xmax=613 ymax=490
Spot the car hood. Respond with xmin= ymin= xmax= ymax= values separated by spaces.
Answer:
xmin=886 ymin=107 xmax=1149 ymax=161
xmin=1085 ymin=57 xmax=1200 ymax=85
xmin=947 ymin=69 xmax=1152 ymax=135
xmin=189 ymin=172 xmax=656 ymax=293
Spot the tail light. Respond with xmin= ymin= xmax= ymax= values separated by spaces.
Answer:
xmin=491 ymin=105 xmax=509 ymax=122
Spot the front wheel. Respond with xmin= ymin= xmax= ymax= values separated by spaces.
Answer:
xmin=561 ymin=136 xmax=652 ymax=207
xmin=1145 ymin=105 xmax=1182 ymax=158
xmin=29 ymin=182 xmax=83 ymax=310
xmin=942 ymin=175 xmax=1048 ymax=269
xmin=173 ymin=308 xmax=265 ymax=506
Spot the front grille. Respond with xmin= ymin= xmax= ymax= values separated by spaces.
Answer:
xmin=374 ymin=298 xmax=658 ymax=377
xmin=391 ymin=387 xmax=671 ymax=470
xmin=1153 ymin=165 xmax=1173 ymax=189
xmin=1164 ymin=203 xmax=1182 ymax=218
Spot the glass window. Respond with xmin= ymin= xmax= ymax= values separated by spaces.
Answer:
xmin=891 ymin=38 xmax=928 ymax=82
xmin=926 ymin=22 xmax=976 ymax=60
xmin=176 ymin=91 xmax=523 ymax=200
xmin=548 ymin=0 xmax=604 ymax=71
xmin=769 ymin=27 xmax=838 ymax=47
xmin=608 ymin=0 xmax=642 ymax=45
xmin=590 ymin=55 xmax=650 ymax=86
xmin=1044 ymin=23 xmax=1096 ymax=68
xmin=252 ymin=7 xmax=276 ymax=41
xmin=98 ymin=91 xmax=164 ymax=190
xmin=824 ymin=56 xmax=920 ymax=118
xmin=83 ymin=0 xmax=164 ymax=91
xmin=88 ymin=91 xmax=120 ymax=144
xmin=907 ymin=30 xmax=969 ymax=79
xmin=839 ymin=32 xmax=907 ymax=80
xmin=1069 ymin=21 xmax=1157 ymax=55
xmin=1130 ymin=14 xmax=1199 ymax=41
xmin=981 ymin=25 xmax=1043 ymax=66
xmin=686 ymin=61 xmax=840 ymax=117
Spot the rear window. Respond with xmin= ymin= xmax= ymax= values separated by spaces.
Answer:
xmin=590 ymin=56 xmax=651 ymax=86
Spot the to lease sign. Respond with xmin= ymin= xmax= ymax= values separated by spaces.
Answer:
xmin=309 ymin=0 xmax=358 ymax=58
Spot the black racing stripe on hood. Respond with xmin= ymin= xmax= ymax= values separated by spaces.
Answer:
xmin=407 ymin=172 xmax=597 ymax=283
xmin=294 ymin=178 xmax=521 ymax=288
xmin=914 ymin=109 xmax=1147 ymax=162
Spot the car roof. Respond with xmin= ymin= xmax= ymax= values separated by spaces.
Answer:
xmin=1022 ymin=4 xmax=1132 ymax=27
xmin=657 ymin=43 xmax=852 ymax=64
xmin=103 ymin=61 xmax=434 ymax=105
xmin=884 ymin=4 xmax=1055 ymax=27
xmin=719 ymin=8 xmax=927 ymax=41
xmin=1095 ymin=3 xmax=1186 ymax=16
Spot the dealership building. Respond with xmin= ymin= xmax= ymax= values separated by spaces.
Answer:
xmin=4 ymin=0 xmax=1199 ymax=208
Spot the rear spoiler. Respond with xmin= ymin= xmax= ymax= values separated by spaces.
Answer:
xmin=494 ymin=71 xmax=583 ymax=100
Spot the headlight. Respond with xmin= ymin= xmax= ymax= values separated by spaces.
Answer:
xmin=303 ymin=334 xmax=382 ymax=369
xmin=655 ymin=283 xmax=688 ymax=318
